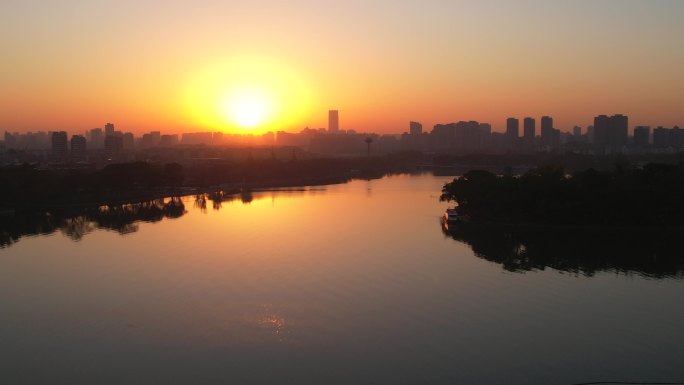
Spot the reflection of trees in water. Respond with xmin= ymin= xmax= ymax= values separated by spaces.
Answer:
xmin=0 ymin=212 xmax=60 ymax=248
xmin=194 ymin=188 xmax=281 ymax=212
xmin=194 ymin=191 xmax=242 ymax=213
xmin=442 ymin=221 xmax=684 ymax=278
xmin=0 ymin=198 xmax=186 ymax=247
xmin=240 ymin=190 xmax=253 ymax=204
xmin=60 ymin=216 xmax=99 ymax=240
xmin=194 ymin=194 xmax=207 ymax=213
xmin=192 ymin=186 xmax=326 ymax=214
xmin=210 ymin=192 xmax=223 ymax=211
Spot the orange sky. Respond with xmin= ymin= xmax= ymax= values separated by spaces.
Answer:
xmin=1 ymin=1 xmax=683 ymax=135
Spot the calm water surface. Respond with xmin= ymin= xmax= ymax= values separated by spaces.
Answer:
xmin=1 ymin=174 xmax=684 ymax=385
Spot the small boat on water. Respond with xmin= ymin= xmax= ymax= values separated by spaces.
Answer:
xmin=443 ymin=208 xmax=461 ymax=224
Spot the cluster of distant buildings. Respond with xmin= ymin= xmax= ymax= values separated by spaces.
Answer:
xmin=1 ymin=122 xmax=276 ymax=165
xmin=402 ymin=114 xmax=683 ymax=155
xmin=1 ymin=110 xmax=682 ymax=167
xmin=283 ymin=112 xmax=683 ymax=156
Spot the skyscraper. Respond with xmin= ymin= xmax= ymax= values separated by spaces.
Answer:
xmin=403 ymin=121 xmax=424 ymax=151
xmin=123 ymin=132 xmax=135 ymax=150
xmin=104 ymin=122 xmax=115 ymax=136
xmin=506 ymin=118 xmax=519 ymax=138
xmin=104 ymin=134 xmax=123 ymax=159
xmin=634 ymin=126 xmax=650 ymax=146
xmin=409 ymin=121 xmax=422 ymax=135
xmin=593 ymin=115 xmax=609 ymax=146
xmin=151 ymin=131 xmax=161 ymax=143
xmin=51 ymin=131 xmax=68 ymax=161
xmin=505 ymin=118 xmax=519 ymax=149
xmin=593 ymin=114 xmax=628 ymax=147
xmin=328 ymin=110 xmax=339 ymax=133
xmin=541 ymin=116 xmax=554 ymax=146
xmin=70 ymin=135 xmax=87 ymax=161
xmin=609 ymin=114 xmax=628 ymax=146
xmin=89 ymin=128 xmax=103 ymax=149
xmin=653 ymin=126 xmax=670 ymax=147
xmin=523 ymin=117 xmax=535 ymax=140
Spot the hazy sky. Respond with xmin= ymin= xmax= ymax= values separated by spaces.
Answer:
xmin=1 ymin=0 xmax=683 ymax=134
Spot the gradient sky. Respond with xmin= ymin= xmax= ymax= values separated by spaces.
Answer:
xmin=1 ymin=0 xmax=683 ymax=135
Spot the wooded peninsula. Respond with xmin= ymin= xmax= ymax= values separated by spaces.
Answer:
xmin=441 ymin=163 xmax=684 ymax=226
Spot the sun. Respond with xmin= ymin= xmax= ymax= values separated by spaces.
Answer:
xmin=218 ymin=87 xmax=274 ymax=129
xmin=183 ymin=56 xmax=313 ymax=134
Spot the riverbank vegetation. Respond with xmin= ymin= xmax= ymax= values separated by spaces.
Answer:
xmin=440 ymin=163 xmax=684 ymax=226
xmin=0 ymin=152 xmax=420 ymax=209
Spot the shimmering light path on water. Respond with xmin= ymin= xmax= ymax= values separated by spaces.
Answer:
xmin=1 ymin=174 xmax=683 ymax=385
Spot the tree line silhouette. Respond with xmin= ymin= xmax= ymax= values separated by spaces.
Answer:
xmin=0 ymin=152 xmax=421 ymax=208
xmin=441 ymin=163 xmax=684 ymax=226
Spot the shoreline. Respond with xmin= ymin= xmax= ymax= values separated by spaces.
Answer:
xmin=443 ymin=218 xmax=684 ymax=233
xmin=0 ymin=174 xmax=359 ymax=212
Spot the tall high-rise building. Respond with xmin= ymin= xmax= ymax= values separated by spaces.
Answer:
xmin=70 ymin=135 xmax=87 ymax=161
xmin=671 ymin=126 xmax=684 ymax=149
xmin=123 ymin=132 xmax=135 ymax=150
xmin=150 ymin=131 xmax=161 ymax=146
xmin=541 ymin=116 xmax=554 ymax=146
xmin=403 ymin=121 xmax=424 ymax=151
xmin=104 ymin=134 xmax=124 ymax=159
xmin=506 ymin=118 xmax=519 ymax=138
xmin=478 ymin=123 xmax=491 ymax=148
xmin=653 ymin=127 xmax=670 ymax=147
xmin=104 ymin=122 xmax=115 ymax=136
xmin=594 ymin=114 xmax=628 ymax=147
xmin=89 ymin=128 xmax=103 ymax=149
xmin=328 ymin=110 xmax=339 ymax=133
xmin=51 ymin=131 xmax=68 ymax=161
xmin=506 ymin=117 xmax=519 ymax=149
xmin=610 ymin=114 xmax=628 ymax=146
xmin=634 ymin=126 xmax=650 ymax=146
xmin=523 ymin=117 xmax=535 ymax=140
xmin=160 ymin=134 xmax=179 ymax=147
xmin=593 ymin=115 xmax=609 ymax=145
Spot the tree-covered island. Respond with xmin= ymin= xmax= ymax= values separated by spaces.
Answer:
xmin=440 ymin=163 xmax=684 ymax=226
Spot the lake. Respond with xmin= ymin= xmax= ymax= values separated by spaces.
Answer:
xmin=1 ymin=173 xmax=683 ymax=385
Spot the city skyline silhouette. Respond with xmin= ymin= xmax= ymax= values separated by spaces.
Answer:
xmin=1 ymin=1 xmax=683 ymax=134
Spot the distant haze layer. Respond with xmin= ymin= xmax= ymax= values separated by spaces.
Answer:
xmin=1 ymin=0 xmax=683 ymax=134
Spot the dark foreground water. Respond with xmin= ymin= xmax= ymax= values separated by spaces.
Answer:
xmin=1 ymin=174 xmax=684 ymax=385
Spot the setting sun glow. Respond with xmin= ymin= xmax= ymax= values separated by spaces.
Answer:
xmin=183 ymin=56 xmax=313 ymax=134
xmin=218 ymin=87 xmax=274 ymax=129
